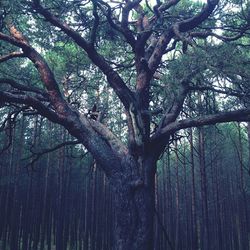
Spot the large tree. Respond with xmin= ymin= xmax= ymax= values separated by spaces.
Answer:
xmin=0 ymin=0 xmax=250 ymax=249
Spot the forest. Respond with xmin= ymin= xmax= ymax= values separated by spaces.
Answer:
xmin=0 ymin=0 xmax=250 ymax=249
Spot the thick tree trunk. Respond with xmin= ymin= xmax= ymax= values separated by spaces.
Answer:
xmin=112 ymin=156 xmax=156 ymax=250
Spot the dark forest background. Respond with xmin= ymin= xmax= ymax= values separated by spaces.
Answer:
xmin=0 ymin=115 xmax=250 ymax=250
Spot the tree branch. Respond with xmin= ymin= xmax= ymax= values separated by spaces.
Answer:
xmin=189 ymin=85 xmax=249 ymax=98
xmin=0 ymin=90 xmax=123 ymax=176
xmin=121 ymin=0 xmax=142 ymax=29
xmin=0 ymin=107 xmax=26 ymax=155
xmin=0 ymin=78 xmax=48 ymax=98
xmin=178 ymin=0 xmax=219 ymax=32
xmin=0 ymin=24 xmax=126 ymax=176
xmin=148 ymin=0 xmax=219 ymax=73
xmin=97 ymin=0 xmax=136 ymax=48
xmin=0 ymin=90 xmax=65 ymax=124
xmin=90 ymin=0 xmax=100 ymax=45
xmin=0 ymin=25 xmax=71 ymax=117
xmin=158 ymin=80 xmax=189 ymax=130
xmin=0 ymin=51 xmax=25 ymax=63
xmin=89 ymin=119 xmax=128 ymax=157
xmin=153 ymin=109 xmax=250 ymax=140
xmin=23 ymin=139 xmax=81 ymax=168
xmin=190 ymin=25 xmax=250 ymax=41
xmin=32 ymin=0 xmax=135 ymax=109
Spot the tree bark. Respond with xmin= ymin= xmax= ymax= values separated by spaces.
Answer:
xmin=112 ymin=156 xmax=156 ymax=250
xmin=189 ymin=128 xmax=198 ymax=250
xmin=198 ymin=127 xmax=209 ymax=250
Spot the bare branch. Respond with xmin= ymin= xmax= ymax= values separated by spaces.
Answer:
xmin=0 ymin=78 xmax=48 ymax=98
xmin=190 ymin=25 xmax=250 ymax=41
xmin=0 ymin=107 xmax=27 ymax=155
xmin=23 ymin=139 xmax=81 ymax=168
xmin=153 ymin=109 xmax=250 ymax=140
xmin=189 ymin=85 xmax=249 ymax=98
xmin=0 ymin=51 xmax=25 ymax=63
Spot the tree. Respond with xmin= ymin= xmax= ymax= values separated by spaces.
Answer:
xmin=0 ymin=0 xmax=250 ymax=249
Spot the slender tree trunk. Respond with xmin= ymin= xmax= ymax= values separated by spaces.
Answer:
xmin=247 ymin=122 xmax=250 ymax=242
xmin=161 ymin=154 xmax=167 ymax=250
xmin=174 ymin=142 xmax=180 ymax=250
xmin=247 ymin=122 xmax=250 ymax=177
xmin=215 ymin=159 xmax=223 ymax=250
xmin=10 ymin=115 xmax=25 ymax=250
xmin=1 ymin=125 xmax=16 ymax=250
xmin=39 ymin=133 xmax=51 ymax=250
xmin=56 ymin=129 xmax=66 ymax=250
xmin=189 ymin=128 xmax=198 ymax=250
xmin=198 ymin=128 xmax=209 ymax=250
xmin=166 ymin=146 xmax=174 ymax=245
xmin=237 ymin=123 xmax=249 ymax=250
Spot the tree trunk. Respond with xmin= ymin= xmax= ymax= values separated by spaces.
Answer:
xmin=112 ymin=156 xmax=156 ymax=250
xmin=174 ymin=141 xmax=180 ymax=250
xmin=189 ymin=128 xmax=198 ymax=250
xmin=198 ymin=127 xmax=209 ymax=250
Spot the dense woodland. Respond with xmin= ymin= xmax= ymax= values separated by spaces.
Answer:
xmin=0 ymin=0 xmax=250 ymax=249
xmin=0 ymin=118 xmax=250 ymax=250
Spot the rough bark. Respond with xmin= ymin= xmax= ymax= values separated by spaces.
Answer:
xmin=112 ymin=155 xmax=156 ymax=250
